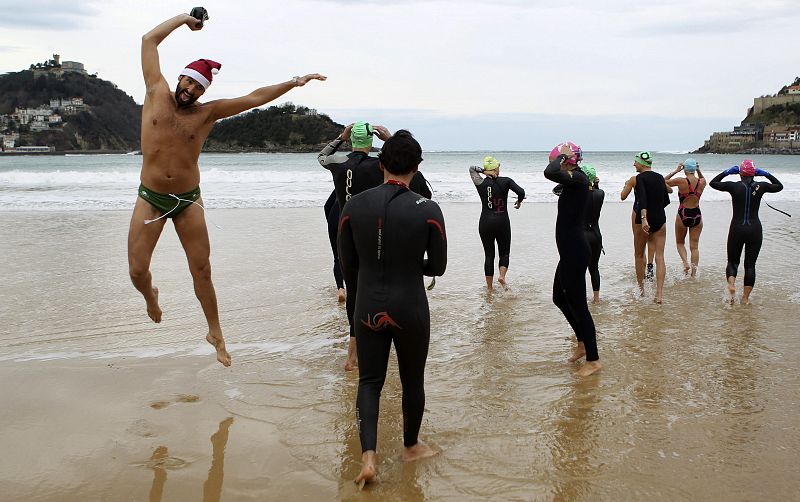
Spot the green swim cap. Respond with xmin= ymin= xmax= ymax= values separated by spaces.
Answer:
xmin=350 ymin=121 xmax=375 ymax=149
xmin=581 ymin=164 xmax=597 ymax=185
xmin=483 ymin=156 xmax=500 ymax=172
xmin=634 ymin=151 xmax=653 ymax=168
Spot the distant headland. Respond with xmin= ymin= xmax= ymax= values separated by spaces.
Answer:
xmin=695 ymin=77 xmax=800 ymax=154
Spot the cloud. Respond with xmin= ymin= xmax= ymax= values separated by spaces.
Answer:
xmin=0 ymin=1 xmax=101 ymax=29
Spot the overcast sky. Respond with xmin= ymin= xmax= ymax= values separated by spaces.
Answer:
xmin=1 ymin=0 xmax=798 ymax=151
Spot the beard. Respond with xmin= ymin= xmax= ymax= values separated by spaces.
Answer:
xmin=174 ymin=85 xmax=198 ymax=107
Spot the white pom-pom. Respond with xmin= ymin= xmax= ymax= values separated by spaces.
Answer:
xmin=211 ymin=68 xmax=219 ymax=75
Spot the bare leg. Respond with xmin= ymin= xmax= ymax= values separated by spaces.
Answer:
xmin=128 ymin=197 xmax=167 ymax=323
xmin=576 ymin=361 xmax=602 ymax=377
xmin=652 ymin=226 xmax=667 ymax=304
xmin=402 ymin=440 xmax=438 ymax=462
xmin=633 ymin=223 xmax=647 ymax=295
xmin=344 ymin=337 xmax=357 ymax=371
xmin=498 ymin=266 xmax=508 ymax=288
xmin=569 ymin=341 xmax=586 ymax=362
xmin=674 ymin=214 xmax=689 ymax=274
xmin=337 ymin=288 xmax=346 ymax=303
xmin=727 ymin=276 xmax=736 ymax=305
xmin=592 ymin=291 xmax=600 ymax=304
xmin=689 ymin=221 xmax=702 ymax=277
xmin=485 ymin=275 xmax=493 ymax=291
xmin=173 ymin=201 xmax=231 ymax=367
xmin=355 ymin=450 xmax=377 ymax=487
xmin=741 ymin=285 xmax=753 ymax=305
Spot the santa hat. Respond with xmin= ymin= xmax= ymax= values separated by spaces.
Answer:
xmin=179 ymin=59 xmax=222 ymax=88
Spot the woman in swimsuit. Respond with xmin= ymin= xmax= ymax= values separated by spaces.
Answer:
xmin=665 ymin=158 xmax=705 ymax=276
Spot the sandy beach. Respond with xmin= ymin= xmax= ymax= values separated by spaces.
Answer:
xmin=1 ymin=201 xmax=799 ymax=501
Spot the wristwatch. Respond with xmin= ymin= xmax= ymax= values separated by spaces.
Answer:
xmin=292 ymin=76 xmax=300 ymax=86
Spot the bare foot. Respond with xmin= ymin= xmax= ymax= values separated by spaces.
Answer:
xmin=569 ymin=342 xmax=586 ymax=363
xmin=691 ymin=265 xmax=697 ymax=278
xmin=740 ymin=296 xmax=751 ymax=305
xmin=355 ymin=451 xmax=377 ymax=488
xmin=592 ymin=292 xmax=600 ymax=304
xmin=206 ymin=332 xmax=231 ymax=367
xmin=337 ymin=288 xmax=346 ymax=303
xmin=727 ymin=281 xmax=736 ymax=305
xmin=498 ymin=276 xmax=507 ymax=289
xmin=654 ymin=296 xmax=663 ymax=304
xmin=344 ymin=337 xmax=358 ymax=371
xmin=402 ymin=441 xmax=439 ymax=462
xmin=576 ymin=360 xmax=602 ymax=377
xmin=147 ymin=287 xmax=162 ymax=323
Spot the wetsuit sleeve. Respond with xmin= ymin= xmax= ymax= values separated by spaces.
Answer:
xmin=423 ymin=204 xmax=447 ymax=277
xmin=709 ymin=171 xmax=733 ymax=192
xmin=317 ymin=138 xmax=349 ymax=171
xmin=761 ymin=173 xmax=784 ymax=193
xmin=414 ymin=172 xmax=433 ymax=199
xmin=469 ymin=166 xmax=484 ymax=186
xmin=508 ymin=178 xmax=525 ymax=200
xmin=337 ymin=206 xmax=359 ymax=297
xmin=544 ymin=155 xmax=580 ymax=185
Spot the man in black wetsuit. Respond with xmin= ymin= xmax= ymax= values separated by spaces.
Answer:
xmin=710 ymin=160 xmax=783 ymax=304
xmin=633 ymin=151 xmax=671 ymax=304
xmin=338 ymin=130 xmax=447 ymax=485
xmin=544 ymin=143 xmax=601 ymax=377
xmin=469 ymin=156 xmax=525 ymax=290
xmin=319 ymin=121 xmax=433 ymax=371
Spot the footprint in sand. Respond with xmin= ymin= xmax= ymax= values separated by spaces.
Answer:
xmin=149 ymin=394 xmax=201 ymax=409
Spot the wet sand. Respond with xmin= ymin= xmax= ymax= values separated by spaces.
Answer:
xmin=1 ymin=201 xmax=799 ymax=501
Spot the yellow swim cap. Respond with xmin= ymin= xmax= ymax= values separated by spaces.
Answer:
xmin=483 ymin=156 xmax=500 ymax=172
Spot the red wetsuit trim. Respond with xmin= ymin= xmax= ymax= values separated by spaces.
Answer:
xmin=427 ymin=219 xmax=445 ymax=240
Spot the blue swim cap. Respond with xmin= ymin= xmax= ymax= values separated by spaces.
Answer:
xmin=683 ymin=158 xmax=698 ymax=173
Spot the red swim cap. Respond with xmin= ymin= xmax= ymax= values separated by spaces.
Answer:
xmin=739 ymin=159 xmax=756 ymax=177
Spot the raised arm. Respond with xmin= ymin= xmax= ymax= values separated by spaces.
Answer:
xmin=141 ymin=14 xmax=201 ymax=91
xmin=710 ymin=167 xmax=738 ymax=191
xmin=207 ymin=73 xmax=327 ymax=121
xmin=469 ymin=165 xmax=484 ymax=185
xmin=756 ymin=169 xmax=784 ymax=193
xmin=665 ymin=163 xmax=684 ymax=187
xmin=318 ymin=124 xmax=352 ymax=169
xmin=423 ymin=204 xmax=447 ymax=277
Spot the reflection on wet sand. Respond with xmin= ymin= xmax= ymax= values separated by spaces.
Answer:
xmin=148 ymin=417 xmax=233 ymax=502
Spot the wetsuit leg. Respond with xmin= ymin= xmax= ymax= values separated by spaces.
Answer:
xmin=725 ymin=225 xmax=745 ymax=280
xmin=478 ymin=217 xmax=496 ymax=276
xmin=392 ymin=314 xmax=430 ymax=448
xmin=585 ymin=230 xmax=601 ymax=292
xmin=553 ymin=258 xmax=598 ymax=361
xmin=742 ymin=227 xmax=763 ymax=287
xmin=496 ymin=218 xmax=512 ymax=270
xmin=325 ymin=197 xmax=344 ymax=289
xmin=354 ymin=326 xmax=393 ymax=452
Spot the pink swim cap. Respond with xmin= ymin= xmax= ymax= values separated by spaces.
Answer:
xmin=740 ymin=159 xmax=756 ymax=177
xmin=549 ymin=142 xmax=583 ymax=165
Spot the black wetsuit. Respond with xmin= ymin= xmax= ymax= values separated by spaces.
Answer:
xmin=583 ymin=185 xmax=604 ymax=293
xmin=710 ymin=171 xmax=783 ymax=287
xmin=635 ymin=170 xmax=670 ymax=232
xmin=338 ymin=181 xmax=447 ymax=453
xmin=544 ymin=156 xmax=598 ymax=362
xmin=319 ymin=139 xmax=433 ymax=337
xmin=324 ymin=190 xmax=344 ymax=289
xmin=470 ymin=168 xmax=525 ymax=276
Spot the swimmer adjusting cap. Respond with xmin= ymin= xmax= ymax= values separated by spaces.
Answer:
xmin=634 ymin=151 xmax=653 ymax=168
xmin=483 ymin=156 xmax=500 ymax=172
xmin=549 ymin=142 xmax=582 ymax=165
xmin=350 ymin=121 xmax=375 ymax=149
xmin=683 ymin=158 xmax=698 ymax=173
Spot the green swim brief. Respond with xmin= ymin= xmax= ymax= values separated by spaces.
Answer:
xmin=138 ymin=184 xmax=201 ymax=218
